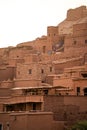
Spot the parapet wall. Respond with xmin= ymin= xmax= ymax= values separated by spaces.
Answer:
xmin=67 ymin=6 xmax=87 ymax=21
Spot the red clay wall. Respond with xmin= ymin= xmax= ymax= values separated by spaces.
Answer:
xmin=10 ymin=112 xmax=53 ymax=130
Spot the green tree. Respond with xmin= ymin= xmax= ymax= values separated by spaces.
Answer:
xmin=71 ymin=120 xmax=87 ymax=130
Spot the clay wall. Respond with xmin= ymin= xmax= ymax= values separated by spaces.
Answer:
xmin=44 ymin=96 xmax=64 ymax=112
xmin=53 ymin=78 xmax=73 ymax=88
xmin=8 ymin=58 xmax=25 ymax=66
xmin=8 ymin=47 xmax=24 ymax=59
xmin=74 ymin=79 xmax=87 ymax=95
xmin=34 ymin=36 xmax=49 ymax=53
xmin=0 ymin=48 xmax=8 ymax=57
xmin=10 ymin=112 xmax=53 ymax=130
xmin=8 ymin=46 xmax=35 ymax=59
xmin=46 ymin=75 xmax=54 ymax=85
xmin=0 ymin=67 xmax=16 ymax=81
xmin=47 ymin=26 xmax=59 ymax=46
xmin=16 ymin=63 xmax=40 ymax=79
xmin=0 ymin=88 xmax=11 ymax=97
xmin=24 ymin=54 xmax=40 ymax=63
xmin=54 ymin=57 xmax=84 ymax=74
xmin=0 ymin=112 xmax=10 ymax=130
xmin=44 ymin=96 xmax=87 ymax=122
xmin=16 ymin=62 xmax=54 ymax=83
xmin=67 ymin=6 xmax=87 ymax=21
xmin=0 ymin=111 xmax=64 ymax=130
xmin=0 ymin=104 xmax=4 ymax=111
xmin=73 ymin=23 xmax=87 ymax=37
xmin=14 ymin=79 xmax=41 ymax=88
xmin=52 ymin=121 xmax=64 ymax=130
xmin=0 ymin=81 xmax=14 ymax=88
xmin=17 ymin=41 xmax=35 ymax=47
xmin=64 ymin=96 xmax=87 ymax=112
xmin=64 ymin=35 xmax=87 ymax=57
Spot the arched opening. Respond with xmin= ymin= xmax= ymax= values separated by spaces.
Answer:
xmin=84 ymin=88 xmax=87 ymax=96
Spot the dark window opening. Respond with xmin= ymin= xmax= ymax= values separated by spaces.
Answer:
xmin=73 ymin=40 xmax=77 ymax=45
xmin=84 ymin=88 xmax=87 ymax=96
xmin=70 ymin=72 xmax=73 ymax=76
xmin=85 ymin=40 xmax=87 ymax=44
xmin=29 ymin=69 xmax=32 ymax=74
xmin=41 ymin=80 xmax=45 ymax=83
xmin=81 ymin=73 xmax=87 ymax=78
xmin=18 ymin=71 xmax=20 ymax=75
xmin=59 ymin=93 xmax=61 ymax=96
xmin=32 ymin=103 xmax=36 ymax=110
xmin=0 ymin=124 xmax=2 ymax=130
xmin=66 ymin=93 xmax=69 ymax=95
xmin=77 ymin=87 xmax=80 ymax=96
xmin=41 ymin=69 xmax=44 ymax=74
xmin=43 ymin=89 xmax=48 ymax=95
xmin=6 ymin=104 xmax=14 ymax=111
xmin=50 ymin=67 xmax=52 ymax=72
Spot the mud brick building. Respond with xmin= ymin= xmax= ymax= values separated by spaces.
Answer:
xmin=0 ymin=5 xmax=87 ymax=130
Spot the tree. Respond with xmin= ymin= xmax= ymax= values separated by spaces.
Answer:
xmin=71 ymin=120 xmax=87 ymax=130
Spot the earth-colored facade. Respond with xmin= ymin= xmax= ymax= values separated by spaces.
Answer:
xmin=0 ymin=5 xmax=87 ymax=130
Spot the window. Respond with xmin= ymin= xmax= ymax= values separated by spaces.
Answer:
xmin=81 ymin=73 xmax=87 ymax=78
xmin=43 ymin=89 xmax=48 ymax=95
xmin=0 ymin=124 xmax=3 ymax=130
xmin=18 ymin=71 xmax=20 ymax=75
xmin=73 ymin=40 xmax=77 ymax=45
xmin=77 ymin=87 xmax=80 ymax=96
xmin=29 ymin=69 xmax=32 ymax=74
xmin=85 ymin=40 xmax=87 ymax=44
xmin=50 ymin=67 xmax=52 ymax=72
xmin=32 ymin=103 xmax=36 ymax=110
xmin=41 ymin=69 xmax=44 ymax=74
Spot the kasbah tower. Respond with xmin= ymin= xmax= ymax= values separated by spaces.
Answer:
xmin=0 ymin=5 xmax=87 ymax=130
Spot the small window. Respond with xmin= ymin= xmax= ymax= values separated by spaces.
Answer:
xmin=77 ymin=87 xmax=80 ymax=92
xmin=81 ymin=73 xmax=87 ymax=78
xmin=50 ymin=67 xmax=52 ymax=72
xmin=85 ymin=40 xmax=87 ymax=44
xmin=41 ymin=69 xmax=44 ymax=74
xmin=66 ymin=93 xmax=69 ymax=95
xmin=73 ymin=40 xmax=77 ymax=45
xmin=29 ymin=69 xmax=32 ymax=74
xmin=77 ymin=87 xmax=80 ymax=96
xmin=18 ymin=71 xmax=20 ymax=75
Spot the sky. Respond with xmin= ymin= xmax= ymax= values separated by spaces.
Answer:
xmin=0 ymin=0 xmax=87 ymax=48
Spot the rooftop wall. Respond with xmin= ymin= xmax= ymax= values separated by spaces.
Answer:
xmin=67 ymin=6 xmax=87 ymax=21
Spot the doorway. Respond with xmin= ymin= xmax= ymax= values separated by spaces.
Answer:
xmin=32 ymin=103 xmax=36 ymax=110
xmin=84 ymin=88 xmax=87 ymax=96
xmin=0 ymin=124 xmax=3 ymax=130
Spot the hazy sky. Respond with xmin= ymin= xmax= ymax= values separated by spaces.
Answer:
xmin=0 ymin=0 xmax=87 ymax=48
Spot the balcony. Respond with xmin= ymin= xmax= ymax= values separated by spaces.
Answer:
xmin=5 ymin=95 xmax=44 ymax=104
